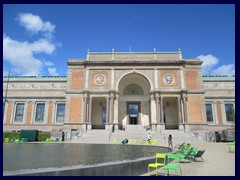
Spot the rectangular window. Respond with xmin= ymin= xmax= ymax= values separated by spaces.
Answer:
xmin=205 ymin=104 xmax=213 ymax=122
xmin=14 ymin=103 xmax=25 ymax=122
xmin=35 ymin=103 xmax=45 ymax=122
xmin=56 ymin=103 xmax=65 ymax=123
xmin=225 ymin=103 xmax=235 ymax=122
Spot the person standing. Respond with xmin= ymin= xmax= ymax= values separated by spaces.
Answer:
xmin=147 ymin=133 xmax=152 ymax=143
xmin=62 ymin=131 xmax=65 ymax=142
xmin=168 ymin=134 xmax=173 ymax=148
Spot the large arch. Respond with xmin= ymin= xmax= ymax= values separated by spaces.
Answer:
xmin=117 ymin=73 xmax=151 ymax=129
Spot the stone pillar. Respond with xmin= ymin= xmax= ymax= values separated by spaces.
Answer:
xmin=155 ymin=94 xmax=160 ymax=124
xmin=157 ymin=96 xmax=165 ymax=131
xmin=182 ymin=96 xmax=188 ymax=124
xmin=213 ymin=101 xmax=219 ymax=125
xmin=3 ymin=101 xmax=8 ymax=124
xmin=109 ymin=95 xmax=114 ymax=123
xmin=88 ymin=97 xmax=92 ymax=124
xmin=150 ymin=94 xmax=156 ymax=130
xmin=83 ymin=96 xmax=88 ymax=123
xmin=160 ymin=97 xmax=164 ymax=123
xmin=178 ymin=97 xmax=184 ymax=131
xmin=51 ymin=101 xmax=56 ymax=124
xmin=182 ymin=96 xmax=189 ymax=132
xmin=87 ymin=97 xmax=92 ymax=130
xmin=106 ymin=97 xmax=109 ymax=124
xmin=114 ymin=94 xmax=119 ymax=129
xmin=177 ymin=97 xmax=182 ymax=123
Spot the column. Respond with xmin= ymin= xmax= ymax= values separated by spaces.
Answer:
xmin=106 ymin=97 xmax=109 ymax=124
xmin=109 ymin=95 xmax=114 ymax=123
xmin=3 ymin=101 xmax=8 ymax=124
xmin=88 ymin=97 xmax=92 ymax=124
xmin=160 ymin=97 xmax=164 ymax=123
xmin=51 ymin=101 xmax=56 ymax=124
xmin=114 ymin=94 xmax=119 ymax=125
xmin=83 ymin=96 xmax=88 ymax=123
xmin=155 ymin=94 xmax=160 ymax=124
xmin=213 ymin=101 xmax=218 ymax=125
xmin=177 ymin=97 xmax=182 ymax=123
xmin=150 ymin=94 xmax=156 ymax=124
xmin=182 ymin=96 xmax=188 ymax=124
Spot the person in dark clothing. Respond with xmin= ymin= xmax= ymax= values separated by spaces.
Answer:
xmin=62 ymin=131 xmax=65 ymax=142
xmin=168 ymin=134 xmax=173 ymax=148
xmin=112 ymin=124 xmax=115 ymax=133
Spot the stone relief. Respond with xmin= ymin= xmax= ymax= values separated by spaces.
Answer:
xmin=203 ymin=82 xmax=235 ymax=89
xmin=4 ymin=83 xmax=66 ymax=89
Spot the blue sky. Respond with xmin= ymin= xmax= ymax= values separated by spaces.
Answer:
xmin=3 ymin=4 xmax=235 ymax=76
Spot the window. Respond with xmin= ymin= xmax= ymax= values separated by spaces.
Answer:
xmin=56 ymin=103 xmax=65 ymax=123
xmin=225 ymin=103 xmax=235 ymax=122
xmin=205 ymin=104 xmax=213 ymax=122
xmin=14 ymin=103 xmax=25 ymax=122
xmin=35 ymin=103 xmax=45 ymax=122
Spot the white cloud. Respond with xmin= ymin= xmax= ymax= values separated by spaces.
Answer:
xmin=17 ymin=13 xmax=55 ymax=36
xmin=44 ymin=60 xmax=54 ymax=66
xmin=197 ymin=54 xmax=235 ymax=76
xmin=197 ymin=55 xmax=219 ymax=75
xmin=48 ymin=67 xmax=59 ymax=76
xmin=3 ymin=34 xmax=56 ymax=76
xmin=212 ymin=64 xmax=235 ymax=76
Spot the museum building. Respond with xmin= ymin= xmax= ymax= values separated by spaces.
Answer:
xmin=3 ymin=49 xmax=235 ymax=134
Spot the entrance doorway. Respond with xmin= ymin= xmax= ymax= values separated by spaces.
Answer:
xmin=127 ymin=102 xmax=141 ymax=125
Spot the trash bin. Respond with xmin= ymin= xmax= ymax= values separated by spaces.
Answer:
xmin=215 ymin=131 xmax=221 ymax=142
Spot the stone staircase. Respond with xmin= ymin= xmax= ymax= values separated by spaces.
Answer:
xmin=71 ymin=127 xmax=203 ymax=145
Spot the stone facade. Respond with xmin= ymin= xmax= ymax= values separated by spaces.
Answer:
xmin=3 ymin=50 xmax=235 ymax=134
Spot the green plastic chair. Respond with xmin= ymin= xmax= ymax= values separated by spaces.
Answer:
xmin=14 ymin=139 xmax=20 ymax=143
xmin=112 ymin=138 xmax=117 ymax=144
xmin=148 ymin=153 xmax=166 ymax=176
xmin=228 ymin=141 xmax=235 ymax=152
xmin=164 ymin=154 xmax=182 ymax=176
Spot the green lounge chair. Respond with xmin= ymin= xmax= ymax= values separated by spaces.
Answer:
xmin=180 ymin=147 xmax=194 ymax=163
xmin=192 ymin=149 xmax=205 ymax=162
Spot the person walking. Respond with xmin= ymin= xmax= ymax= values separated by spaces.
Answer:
xmin=168 ymin=134 xmax=173 ymax=148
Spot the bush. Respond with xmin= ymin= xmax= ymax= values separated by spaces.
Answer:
xmin=3 ymin=131 xmax=51 ymax=142
xmin=3 ymin=132 xmax=20 ymax=142
xmin=38 ymin=132 xmax=51 ymax=141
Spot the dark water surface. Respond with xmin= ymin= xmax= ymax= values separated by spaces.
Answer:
xmin=3 ymin=143 xmax=170 ymax=171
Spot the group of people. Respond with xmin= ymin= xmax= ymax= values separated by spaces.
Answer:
xmin=121 ymin=133 xmax=173 ymax=148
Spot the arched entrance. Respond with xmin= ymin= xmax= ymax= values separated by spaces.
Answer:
xmin=118 ymin=73 xmax=151 ymax=129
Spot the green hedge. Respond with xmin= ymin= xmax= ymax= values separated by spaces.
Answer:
xmin=3 ymin=132 xmax=20 ymax=141
xmin=3 ymin=132 xmax=51 ymax=142
xmin=38 ymin=132 xmax=51 ymax=141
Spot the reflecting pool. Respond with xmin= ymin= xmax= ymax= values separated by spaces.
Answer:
xmin=3 ymin=143 xmax=170 ymax=172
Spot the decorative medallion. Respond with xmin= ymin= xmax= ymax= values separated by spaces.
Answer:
xmin=164 ymin=75 xmax=174 ymax=85
xmin=95 ymin=74 xmax=105 ymax=85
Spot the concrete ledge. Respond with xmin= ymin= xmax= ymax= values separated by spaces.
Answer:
xmin=5 ymin=157 xmax=156 ymax=176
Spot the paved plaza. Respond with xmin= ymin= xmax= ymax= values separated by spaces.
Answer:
xmin=141 ymin=141 xmax=235 ymax=176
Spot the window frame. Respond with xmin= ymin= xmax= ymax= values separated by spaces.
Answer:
xmin=13 ymin=102 xmax=26 ymax=124
xmin=34 ymin=102 xmax=46 ymax=124
xmin=205 ymin=103 xmax=214 ymax=124
xmin=55 ymin=102 xmax=65 ymax=124
xmin=224 ymin=102 xmax=235 ymax=122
